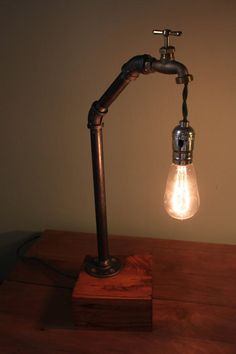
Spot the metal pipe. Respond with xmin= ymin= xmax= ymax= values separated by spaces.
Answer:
xmin=98 ymin=73 xmax=132 ymax=109
xmin=90 ymin=126 xmax=109 ymax=263
xmin=151 ymin=59 xmax=193 ymax=84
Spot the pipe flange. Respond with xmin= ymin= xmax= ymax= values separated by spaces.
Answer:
xmin=84 ymin=256 xmax=123 ymax=278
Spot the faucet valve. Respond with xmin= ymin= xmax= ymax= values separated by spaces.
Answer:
xmin=153 ymin=29 xmax=182 ymax=48
xmin=153 ymin=29 xmax=183 ymax=61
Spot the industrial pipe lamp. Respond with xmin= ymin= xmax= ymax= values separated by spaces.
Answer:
xmin=72 ymin=29 xmax=199 ymax=330
xmin=86 ymin=29 xmax=199 ymax=277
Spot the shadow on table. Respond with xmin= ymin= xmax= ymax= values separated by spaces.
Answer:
xmin=0 ymin=230 xmax=38 ymax=282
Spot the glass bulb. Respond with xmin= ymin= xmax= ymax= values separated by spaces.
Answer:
xmin=164 ymin=163 xmax=200 ymax=220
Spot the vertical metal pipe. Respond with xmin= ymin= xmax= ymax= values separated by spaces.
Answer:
xmin=90 ymin=126 xmax=110 ymax=264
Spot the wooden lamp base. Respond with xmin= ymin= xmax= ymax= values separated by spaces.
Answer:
xmin=72 ymin=254 xmax=153 ymax=331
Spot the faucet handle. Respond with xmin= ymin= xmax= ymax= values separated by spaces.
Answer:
xmin=153 ymin=29 xmax=182 ymax=48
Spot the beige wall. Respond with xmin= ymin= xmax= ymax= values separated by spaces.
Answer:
xmin=1 ymin=0 xmax=236 ymax=244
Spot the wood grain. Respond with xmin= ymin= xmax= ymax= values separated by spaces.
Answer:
xmin=1 ymin=229 xmax=236 ymax=353
xmin=8 ymin=230 xmax=236 ymax=307
xmin=0 ymin=281 xmax=236 ymax=352
xmin=72 ymin=254 xmax=152 ymax=330
xmin=73 ymin=255 xmax=152 ymax=299
xmin=0 ymin=316 xmax=235 ymax=354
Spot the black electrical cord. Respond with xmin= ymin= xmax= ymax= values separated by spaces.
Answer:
xmin=17 ymin=233 xmax=77 ymax=280
xmin=182 ymin=83 xmax=188 ymax=122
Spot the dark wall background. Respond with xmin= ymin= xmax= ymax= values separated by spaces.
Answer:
xmin=1 ymin=0 xmax=236 ymax=279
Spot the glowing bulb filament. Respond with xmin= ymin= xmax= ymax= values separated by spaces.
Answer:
xmin=164 ymin=163 xmax=200 ymax=220
xmin=172 ymin=166 xmax=190 ymax=217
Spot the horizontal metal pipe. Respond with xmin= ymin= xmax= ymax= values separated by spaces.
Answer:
xmin=151 ymin=59 xmax=193 ymax=83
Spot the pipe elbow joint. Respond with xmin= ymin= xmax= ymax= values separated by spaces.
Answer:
xmin=88 ymin=101 xmax=108 ymax=128
xmin=121 ymin=54 xmax=156 ymax=78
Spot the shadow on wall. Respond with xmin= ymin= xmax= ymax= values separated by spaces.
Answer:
xmin=0 ymin=231 xmax=37 ymax=282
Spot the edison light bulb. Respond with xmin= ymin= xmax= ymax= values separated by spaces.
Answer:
xmin=164 ymin=119 xmax=200 ymax=220
xmin=164 ymin=163 xmax=200 ymax=220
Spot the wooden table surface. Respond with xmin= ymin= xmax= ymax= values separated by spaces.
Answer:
xmin=0 ymin=229 xmax=236 ymax=354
